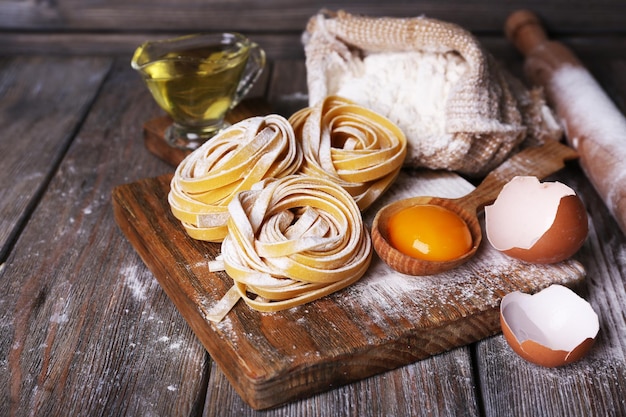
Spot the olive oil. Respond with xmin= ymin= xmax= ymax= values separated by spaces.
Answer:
xmin=132 ymin=33 xmax=265 ymax=149
xmin=141 ymin=44 xmax=250 ymax=130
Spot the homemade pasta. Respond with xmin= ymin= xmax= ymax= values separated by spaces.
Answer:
xmin=208 ymin=174 xmax=372 ymax=318
xmin=289 ymin=95 xmax=407 ymax=210
xmin=168 ymin=115 xmax=303 ymax=242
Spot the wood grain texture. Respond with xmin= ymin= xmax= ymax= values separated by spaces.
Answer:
xmin=112 ymin=165 xmax=586 ymax=409
xmin=1 ymin=0 xmax=626 ymax=64
xmin=1 ymin=0 xmax=625 ymax=33
xmin=3 ymin=33 xmax=626 ymax=61
xmin=0 ymin=33 xmax=308 ymax=60
xmin=203 ymin=350 xmax=481 ymax=416
xmin=0 ymin=56 xmax=111 ymax=260
xmin=0 ymin=59 xmax=209 ymax=417
xmin=0 ymin=3 xmax=624 ymax=411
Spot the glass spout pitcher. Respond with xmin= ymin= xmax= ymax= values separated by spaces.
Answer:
xmin=131 ymin=33 xmax=266 ymax=150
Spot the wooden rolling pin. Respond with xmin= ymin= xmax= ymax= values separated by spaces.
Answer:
xmin=505 ymin=10 xmax=626 ymax=236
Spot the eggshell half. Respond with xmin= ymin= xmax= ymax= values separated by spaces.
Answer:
xmin=500 ymin=284 xmax=599 ymax=367
xmin=485 ymin=176 xmax=588 ymax=264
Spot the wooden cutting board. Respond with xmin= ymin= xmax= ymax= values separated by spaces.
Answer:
xmin=112 ymin=157 xmax=586 ymax=409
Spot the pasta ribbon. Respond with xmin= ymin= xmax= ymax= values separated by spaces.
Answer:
xmin=208 ymin=175 xmax=372 ymax=317
xmin=168 ymin=115 xmax=303 ymax=242
xmin=289 ymin=95 xmax=407 ymax=210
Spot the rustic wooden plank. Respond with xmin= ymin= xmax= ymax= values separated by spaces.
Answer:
xmin=475 ymin=57 xmax=626 ymax=416
xmin=0 ymin=33 xmax=307 ymax=60
xmin=1 ymin=0 xmax=625 ymax=33
xmin=0 ymin=58 xmax=210 ymax=416
xmin=203 ymin=349 xmax=481 ymax=416
xmin=2 ymin=32 xmax=625 ymax=61
xmin=112 ymin=163 xmax=586 ymax=410
xmin=0 ymin=33 xmax=622 ymax=417
xmin=0 ymin=56 xmax=111 ymax=261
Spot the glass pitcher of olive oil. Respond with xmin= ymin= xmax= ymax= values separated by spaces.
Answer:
xmin=131 ymin=33 xmax=265 ymax=150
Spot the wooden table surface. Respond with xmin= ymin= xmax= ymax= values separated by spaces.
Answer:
xmin=1 ymin=38 xmax=626 ymax=416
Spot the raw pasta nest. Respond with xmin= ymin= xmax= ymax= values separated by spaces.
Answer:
xmin=168 ymin=115 xmax=302 ymax=242
xmin=207 ymin=174 xmax=372 ymax=318
xmin=289 ymin=95 xmax=407 ymax=211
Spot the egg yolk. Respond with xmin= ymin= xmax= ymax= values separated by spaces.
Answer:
xmin=387 ymin=204 xmax=473 ymax=262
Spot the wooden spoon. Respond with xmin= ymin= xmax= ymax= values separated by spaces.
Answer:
xmin=371 ymin=141 xmax=578 ymax=276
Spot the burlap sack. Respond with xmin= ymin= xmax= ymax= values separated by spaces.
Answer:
xmin=302 ymin=10 xmax=562 ymax=176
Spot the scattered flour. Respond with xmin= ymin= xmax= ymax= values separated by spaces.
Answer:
xmin=122 ymin=264 xmax=157 ymax=302
xmin=49 ymin=313 xmax=69 ymax=324
xmin=208 ymin=170 xmax=584 ymax=345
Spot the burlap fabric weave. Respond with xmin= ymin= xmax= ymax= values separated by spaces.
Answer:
xmin=302 ymin=10 xmax=561 ymax=176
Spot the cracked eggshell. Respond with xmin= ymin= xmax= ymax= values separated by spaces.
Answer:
xmin=500 ymin=284 xmax=599 ymax=368
xmin=485 ymin=176 xmax=588 ymax=264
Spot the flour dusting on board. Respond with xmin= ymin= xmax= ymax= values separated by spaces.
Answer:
xmin=209 ymin=169 xmax=586 ymax=330
xmin=115 ymin=155 xmax=591 ymax=408
xmin=328 ymin=168 xmax=585 ymax=324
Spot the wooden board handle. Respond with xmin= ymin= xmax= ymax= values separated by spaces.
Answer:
xmin=505 ymin=10 xmax=626 ymax=236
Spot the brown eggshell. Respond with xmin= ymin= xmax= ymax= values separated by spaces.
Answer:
xmin=501 ymin=315 xmax=596 ymax=368
xmin=502 ymin=194 xmax=588 ymax=263
xmin=500 ymin=285 xmax=599 ymax=367
xmin=485 ymin=176 xmax=589 ymax=264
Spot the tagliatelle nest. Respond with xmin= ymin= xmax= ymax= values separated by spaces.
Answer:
xmin=303 ymin=10 xmax=562 ymax=176
xmin=289 ymin=95 xmax=407 ymax=211
xmin=206 ymin=174 xmax=372 ymax=319
xmin=168 ymin=115 xmax=302 ymax=242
